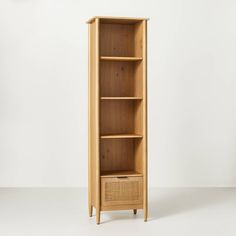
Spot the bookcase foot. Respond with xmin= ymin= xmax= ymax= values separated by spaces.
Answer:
xmin=89 ymin=205 xmax=93 ymax=217
xmin=96 ymin=210 xmax=100 ymax=224
xmin=144 ymin=209 xmax=148 ymax=222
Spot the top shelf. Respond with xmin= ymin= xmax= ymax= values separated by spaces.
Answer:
xmin=87 ymin=16 xmax=149 ymax=24
xmin=100 ymin=56 xmax=143 ymax=61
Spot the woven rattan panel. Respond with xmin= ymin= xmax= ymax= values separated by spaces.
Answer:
xmin=105 ymin=181 xmax=139 ymax=202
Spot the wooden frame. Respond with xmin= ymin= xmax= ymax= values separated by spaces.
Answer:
xmin=87 ymin=16 xmax=148 ymax=224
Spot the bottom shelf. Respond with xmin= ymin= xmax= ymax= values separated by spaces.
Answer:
xmin=101 ymin=170 xmax=142 ymax=178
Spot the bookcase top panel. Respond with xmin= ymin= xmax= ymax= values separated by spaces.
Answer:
xmin=86 ymin=16 xmax=149 ymax=24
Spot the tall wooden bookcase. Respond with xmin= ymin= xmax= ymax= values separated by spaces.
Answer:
xmin=87 ymin=16 xmax=148 ymax=224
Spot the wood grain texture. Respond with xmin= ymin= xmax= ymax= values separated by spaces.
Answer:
xmin=100 ymin=61 xmax=143 ymax=97
xmin=100 ymin=139 xmax=134 ymax=171
xmin=100 ymin=100 xmax=135 ymax=135
xmin=134 ymin=22 xmax=143 ymax=57
xmin=134 ymin=139 xmax=143 ymax=174
xmin=100 ymin=99 xmax=143 ymax=136
xmin=100 ymin=23 xmax=134 ymax=57
xmin=100 ymin=61 xmax=134 ymax=97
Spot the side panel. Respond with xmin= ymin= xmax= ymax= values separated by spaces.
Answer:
xmin=94 ymin=18 xmax=100 ymax=213
xmin=88 ymin=19 xmax=100 ymax=209
xmin=142 ymin=20 xmax=148 ymax=220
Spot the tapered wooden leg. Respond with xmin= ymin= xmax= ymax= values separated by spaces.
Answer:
xmin=144 ymin=208 xmax=148 ymax=222
xmin=89 ymin=205 xmax=93 ymax=217
xmin=133 ymin=209 xmax=137 ymax=215
xmin=96 ymin=210 xmax=100 ymax=224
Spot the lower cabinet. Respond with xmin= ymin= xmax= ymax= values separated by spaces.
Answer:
xmin=101 ymin=176 xmax=143 ymax=210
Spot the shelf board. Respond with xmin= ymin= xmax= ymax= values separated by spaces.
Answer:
xmin=101 ymin=134 xmax=143 ymax=139
xmin=101 ymin=170 xmax=143 ymax=178
xmin=101 ymin=97 xmax=142 ymax=100
xmin=87 ymin=16 xmax=149 ymax=24
xmin=100 ymin=56 xmax=143 ymax=61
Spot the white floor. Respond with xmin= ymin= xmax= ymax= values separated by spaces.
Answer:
xmin=0 ymin=188 xmax=235 ymax=236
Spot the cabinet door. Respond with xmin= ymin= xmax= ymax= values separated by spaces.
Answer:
xmin=101 ymin=176 xmax=143 ymax=207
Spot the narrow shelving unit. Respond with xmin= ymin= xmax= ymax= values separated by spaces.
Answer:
xmin=88 ymin=16 xmax=148 ymax=224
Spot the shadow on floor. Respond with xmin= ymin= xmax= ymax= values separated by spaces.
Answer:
xmin=148 ymin=188 xmax=236 ymax=221
xmin=98 ymin=188 xmax=236 ymax=223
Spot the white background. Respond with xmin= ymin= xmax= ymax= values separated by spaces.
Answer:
xmin=1 ymin=0 xmax=236 ymax=187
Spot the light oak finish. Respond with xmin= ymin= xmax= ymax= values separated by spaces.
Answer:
xmin=100 ymin=139 xmax=134 ymax=172
xmin=100 ymin=134 xmax=143 ymax=139
xmin=101 ymin=100 xmax=134 ymax=135
xmin=101 ymin=170 xmax=142 ymax=177
xmin=100 ymin=56 xmax=142 ymax=61
xmin=88 ymin=22 xmax=92 ymax=218
xmin=142 ymin=20 xmax=148 ymax=222
xmin=100 ymin=61 xmax=143 ymax=97
xmin=101 ymin=204 xmax=143 ymax=211
xmin=88 ymin=18 xmax=100 ymax=224
xmin=101 ymin=97 xmax=142 ymax=100
xmin=87 ymin=16 xmax=149 ymax=24
xmin=88 ymin=16 xmax=148 ymax=224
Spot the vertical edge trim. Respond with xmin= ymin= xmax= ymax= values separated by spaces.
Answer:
xmin=143 ymin=19 xmax=148 ymax=220
xmin=95 ymin=18 xmax=100 ymax=213
xmin=88 ymin=22 xmax=91 ymax=210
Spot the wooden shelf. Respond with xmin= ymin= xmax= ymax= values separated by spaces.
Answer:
xmin=101 ymin=97 xmax=142 ymax=100
xmin=100 ymin=56 xmax=143 ymax=61
xmin=101 ymin=170 xmax=143 ymax=178
xmin=101 ymin=134 xmax=143 ymax=139
xmin=87 ymin=16 xmax=149 ymax=24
